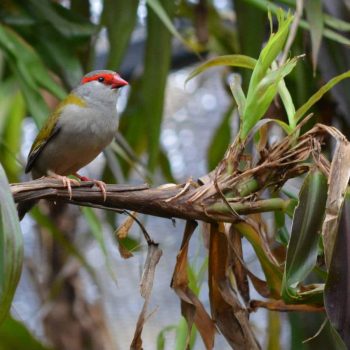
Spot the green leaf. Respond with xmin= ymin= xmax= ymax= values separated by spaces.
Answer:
xmin=282 ymin=170 xmax=328 ymax=304
xmin=295 ymin=70 xmax=350 ymax=123
xmin=81 ymin=207 xmax=116 ymax=280
xmin=246 ymin=10 xmax=293 ymax=94
xmin=0 ymin=315 xmax=52 ymax=350
xmin=305 ymin=0 xmax=324 ymax=72
xmin=0 ymin=24 xmax=66 ymax=126
xmin=241 ymin=57 xmax=298 ymax=139
xmin=207 ymin=104 xmax=234 ymax=170
xmin=146 ymin=0 xmax=200 ymax=52
xmin=244 ymin=0 xmax=350 ymax=46
xmin=23 ymin=0 xmax=96 ymax=40
xmin=234 ymin=222 xmax=282 ymax=297
xmin=324 ymin=14 xmax=350 ymax=32
xmin=186 ymin=54 xmax=257 ymax=83
xmin=174 ymin=316 xmax=197 ymax=350
xmin=156 ymin=325 xmax=177 ymax=350
xmin=81 ymin=207 xmax=107 ymax=256
xmin=0 ymin=164 xmax=23 ymax=324
xmin=102 ymin=0 xmax=139 ymax=71
xmin=229 ymin=75 xmax=246 ymax=116
xmin=325 ymin=192 xmax=350 ymax=347
xmin=0 ymin=90 xmax=25 ymax=182
xmin=158 ymin=149 xmax=176 ymax=183
xmin=143 ymin=0 xmax=175 ymax=173
xmin=277 ymin=73 xmax=296 ymax=130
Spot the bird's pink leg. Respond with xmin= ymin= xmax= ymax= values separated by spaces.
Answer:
xmin=74 ymin=173 xmax=107 ymax=201
xmin=47 ymin=170 xmax=80 ymax=199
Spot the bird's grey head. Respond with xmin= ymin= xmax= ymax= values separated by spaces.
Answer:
xmin=75 ymin=70 xmax=128 ymax=109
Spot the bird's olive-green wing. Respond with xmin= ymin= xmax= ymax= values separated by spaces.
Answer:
xmin=25 ymin=94 xmax=86 ymax=173
xmin=25 ymin=114 xmax=61 ymax=174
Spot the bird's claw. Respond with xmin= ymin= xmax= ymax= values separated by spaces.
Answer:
xmin=47 ymin=171 xmax=80 ymax=200
xmin=93 ymin=180 xmax=107 ymax=201
xmin=74 ymin=174 xmax=107 ymax=201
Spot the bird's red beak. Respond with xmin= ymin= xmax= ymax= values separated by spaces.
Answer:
xmin=111 ymin=75 xmax=128 ymax=89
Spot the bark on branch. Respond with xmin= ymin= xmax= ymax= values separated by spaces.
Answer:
xmin=11 ymin=179 xmax=289 ymax=223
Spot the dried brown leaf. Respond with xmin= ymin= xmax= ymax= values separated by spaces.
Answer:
xmin=115 ymin=212 xmax=137 ymax=239
xmin=250 ymin=299 xmax=324 ymax=313
xmin=171 ymin=221 xmax=216 ymax=350
xmin=322 ymin=138 xmax=350 ymax=267
xmin=116 ymin=238 xmax=134 ymax=259
xmin=209 ymin=223 xmax=260 ymax=350
xmin=227 ymin=225 xmax=250 ymax=304
xmin=224 ymin=225 xmax=271 ymax=298
xmin=130 ymin=243 xmax=162 ymax=350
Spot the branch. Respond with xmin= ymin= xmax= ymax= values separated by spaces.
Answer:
xmin=11 ymin=178 xmax=289 ymax=223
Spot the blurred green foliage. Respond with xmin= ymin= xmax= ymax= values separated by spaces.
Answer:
xmin=1 ymin=0 xmax=350 ymax=349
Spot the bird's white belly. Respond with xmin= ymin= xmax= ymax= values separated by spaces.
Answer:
xmin=33 ymin=109 xmax=117 ymax=177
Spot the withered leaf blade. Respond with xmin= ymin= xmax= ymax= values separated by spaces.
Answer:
xmin=171 ymin=221 xmax=216 ymax=350
xmin=116 ymin=237 xmax=134 ymax=259
xmin=209 ymin=223 xmax=260 ymax=350
xmin=325 ymin=193 xmax=350 ymax=348
xmin=227 ymin=224 xmax=250 ymax=304
xmin=115 ymin=212 xmax=137 ymax=239
xmin=130 ymin=242 xmax=162 ymax=350
xmin=322 ymin=138 xmax=350 ymax=267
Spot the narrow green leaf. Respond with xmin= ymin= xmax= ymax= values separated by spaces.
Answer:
xmin=246 ymin=10 xmax=293 ymax=94
xmin=23 ymin=0 xmax=96 ymax=39
xmin=295 ymin=70 xmax=350 ymax=122
xmin=156 ymin=325 xmax=177 ymax=350
xmin=229 ymin=75 xmax=246 ymax=116
xmin=241 ymin=57 xmax=298 ymax=139
xmin=0 ymin=316 xmax=52 ymax=350
xmin=102 ymin=0 xmax=139 ymax=71
xmin=207 ymin=104 xmax=234 ymax=170
xmin=267 ymin=311 xmax=281 ymax=350
xmin=0 ymin=164 xmax=23 ymax=324
xmin=234 ymin=222 xmax=282 ymax=297
xmin=278 ymin=77 xmax=296 ymax=130
xmin=186 ymin=55 xmax=257 ymax=84
xmin=146 ymin=0 xmax=199 ymax=52
xmin=245 ymin=0 xmax=350 ymax=47
xmin=324 ymin=14 xmax=350 ymax=32
xmin=81 ymin=207 xmax=107 ymax=256
xmin=325 ymin=192 xmax=350 ymax=347
xmin=0 ymin=24 xmax=66 ymax=126
xmin=282 ymin=170 xmax=328 ymax=304
xmin=305 ymin=0 xmax=324 ymax=72
xmin=0 ymin=91 xmax=25 ymax=182
xmin=144 ymin=0 xmax=175 ymax=173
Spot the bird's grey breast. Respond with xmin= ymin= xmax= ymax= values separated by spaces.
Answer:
xmin=59 ymin=102 xmax=118 ymax=143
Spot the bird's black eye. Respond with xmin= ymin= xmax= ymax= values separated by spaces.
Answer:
xmin=98 ymin=77 xmax=105 ymax=83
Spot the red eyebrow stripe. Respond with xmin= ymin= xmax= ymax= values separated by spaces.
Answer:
xmin=81 ymin=73 xmax=115 ymax=85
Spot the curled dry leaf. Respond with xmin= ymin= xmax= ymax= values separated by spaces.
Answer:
xmin=226 ymin=224 xmax=250 ymax=304
xmin=321 ymin=137 xmax=350 ymax=267
xmin=130 ymin=242 xmax=162 ymax=350
xmin=171 ymin=221 xmax=216 ymax=350
xmin=115 ymin=212 xmax=137 ymax=239
xmin=209 ymin=223 xmax=260 ymax=350
xmin=116 ymin=238 xmax=134 ymax=259
xmin=324 ymin=193 xmax=350 ymax=347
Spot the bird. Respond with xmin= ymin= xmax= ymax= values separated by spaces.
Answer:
xmin=17 ymin=70 xmax=128 ymax=219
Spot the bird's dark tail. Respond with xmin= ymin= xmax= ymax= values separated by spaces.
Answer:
xmin=17 ymin=200 xmax=37 ymax=221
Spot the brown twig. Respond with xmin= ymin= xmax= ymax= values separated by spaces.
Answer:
xmin=249 ymin=299 xmax=325 ymax=313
